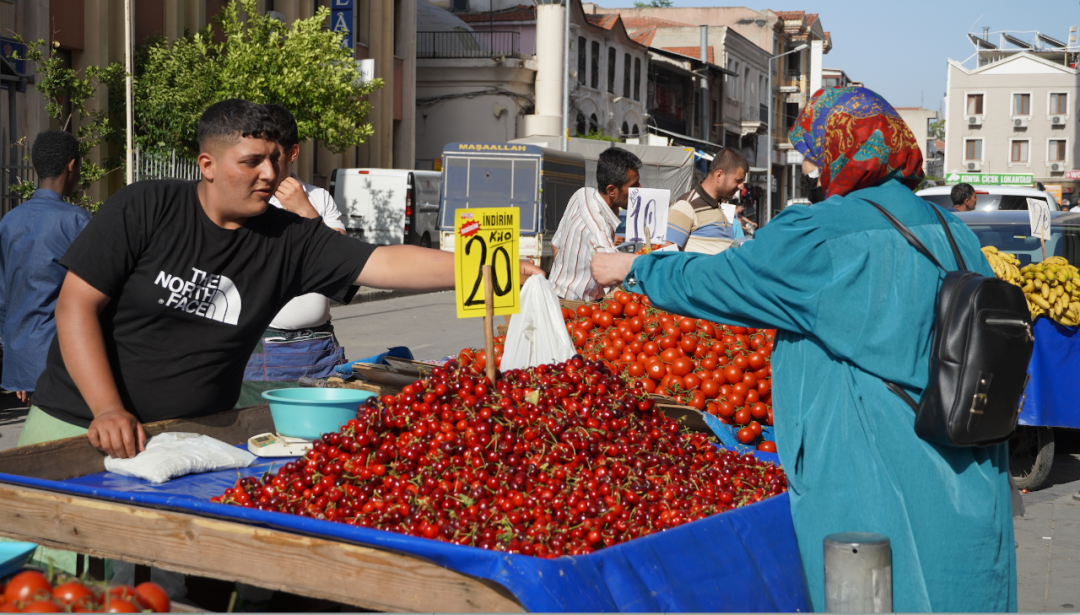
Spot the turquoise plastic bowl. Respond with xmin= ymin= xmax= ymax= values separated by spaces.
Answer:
xmin=262 ymin=388 xmax=376 ymax=440
xmin=0 ymin=542 xmax=37 ymax=579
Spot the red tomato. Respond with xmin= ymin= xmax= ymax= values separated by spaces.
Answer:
xmin=5 ymin=571 xmax=51 ymax=604
xmin=737 ymin=427 xmax=755 ymax=444
xmin=594 ymin=311 xmax=614 ymax=329
xmin=749 ymin=421 xmax=763 ymax=436
xmin=657 ymin=335 xmax=678 ymax=350
xmin=751 ymin=402 xmax=768 ymax=420
xmin=757 ymin=440 xmax=777 ymax=453
xmin=575 ymin=304 xmax=593 ymax=318
xmin=747 ymin=352 xmax=765 ymax=370
xmin=665 ymin=375 xmax=685 ymax=390
xmin=572 ymin=328 xmax=588 ymax=348
xmin=642 ymin=340 xmax=660 ymax=356
xmin=669 ymin=357 xmax=693 ymax=377
xmin=627 ymin=362 xmax=645 ymax=378
xmin=718 ymin=401 xmax=736 ymax=418
xmin=646 ymin=361 xmax=667 ymax=380
xmin=134 ymin=583 xmax=171 ymax=614
xmin=678 ymin=336 xmax=698 ymax=354
xmin=723 ymin=365 xmax=743 ymax=384
xmin=733 ymin=355 xmax=749 ymax=370
xmin=700 ymin=379 xmax=720 ymax=399
xmin=734 ymin=408 xmax=751 ymax=425
xmin=677 ymin=318 xmax=696 ymax=334
xmin=52 ymin=583 xmax=93 ymax=606
xmin=688 ymin=391 xmax=707 ymax=410
xmin=605 ymin=301 xmax=623 ymax=317
xmin=683 ymin=373 xmax=701 ymax=391
xmin=659 ymin=348 xmax=680 ymax=364
xmin=624 ymin=302 xmax=641 ymax=317
xmin=639 ymin=378 xmax=657 ymax=394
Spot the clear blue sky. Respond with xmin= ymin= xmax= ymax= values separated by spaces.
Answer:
xmin=599 ymin=0 xmax=1076 ymax=111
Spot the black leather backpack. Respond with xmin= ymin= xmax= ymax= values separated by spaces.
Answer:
xmin=867 ymin=200 xmax=1034 ymax=447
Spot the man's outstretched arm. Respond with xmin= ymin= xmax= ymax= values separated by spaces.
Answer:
xmin=356 ymin=245 xmax=543 ymax=290
xmin=55 ymin=271 xmax=146 ymax=459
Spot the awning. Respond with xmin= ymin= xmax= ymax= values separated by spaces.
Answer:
xmin=646 ymin=125 xmax=721 ymax=152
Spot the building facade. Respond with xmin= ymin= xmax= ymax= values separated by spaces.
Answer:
xmin=0 ymin=0 xmax=414 ymax=204
xmin=416 ymin=0 xmax=648 ymax=169
xmin=945 ymin=34 xmax=1080 ymax=197
xmin=896 ymin=107 xmax=941 ymax=179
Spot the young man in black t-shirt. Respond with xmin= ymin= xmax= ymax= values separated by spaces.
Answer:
xmin=28 ymin=99 xmax=537 ymax=459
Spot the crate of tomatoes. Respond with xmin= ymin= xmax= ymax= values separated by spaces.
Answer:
xmin=557 ymin=291 xmax=776 ymax=451
xmin=0 ymin=570 xmax=170 ymax=613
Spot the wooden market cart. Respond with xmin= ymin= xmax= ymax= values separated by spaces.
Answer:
xmin=0 ymin=404 xmax=523 ymax=612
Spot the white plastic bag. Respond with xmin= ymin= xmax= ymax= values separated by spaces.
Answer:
xmin=104 ymin=432 xmax=256 ymax=484
xmin=500 ymin=276 xmax=576 ymax=370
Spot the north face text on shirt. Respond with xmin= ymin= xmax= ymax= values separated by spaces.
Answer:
xmin=154 ymin=267 xmax=242 ymax=325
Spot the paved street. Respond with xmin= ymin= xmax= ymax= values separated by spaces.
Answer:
xmin=1 ymin=291 xmax=1079 ymax=609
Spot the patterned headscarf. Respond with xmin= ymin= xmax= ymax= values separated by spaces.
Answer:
xmin=788 ymin=86 xmax=924 ymax=199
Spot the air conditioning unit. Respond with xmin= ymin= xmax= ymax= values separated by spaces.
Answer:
xmin=1052 ymin=116 xmax=1066 ymax=125
xmin=1013 ymin=117 xmax=1029 ymax=128
xmin=966 ymin=115 xmax=983 ymax=125
xmin=966 ymin=161 xmax=982 ymax=171
xmin=1050 ymin=162 xmax=1063 ymax=172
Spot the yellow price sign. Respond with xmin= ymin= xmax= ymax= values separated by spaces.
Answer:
xmin=454 ymin=208 xmax=520 ymax=319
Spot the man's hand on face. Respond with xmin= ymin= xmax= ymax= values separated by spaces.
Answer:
xmin=276 ymin=177 xmax=320 ymax=219
xmin=88 ymin=407 xmax=147 ymax=459
xmin=519 ymin=259 xmax=545 ymax=282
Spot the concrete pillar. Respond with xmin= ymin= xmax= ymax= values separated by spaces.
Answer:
xmin=823 ymin=532 xmax=892 ymax=613
xmin=523 ymin=1 xmax=564 ymax=138
xmin=810 ymin=38 xmax=823 ymax=95
xmin=393 ymin=0 xmax=416 ymax=170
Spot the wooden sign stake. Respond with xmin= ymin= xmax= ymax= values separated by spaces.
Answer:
xmin=644 ymin=227 xmax=652 ymax=254
xmin=482 ymin=264 xmax=497 ymax=384
xmin=1041 ymin=236 xmax=1046 ymax=262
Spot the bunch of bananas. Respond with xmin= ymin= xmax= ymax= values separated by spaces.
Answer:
xmin=981 ymin=246 xmax=1023 ymax=286
xmin=1019 ymin=256 xmax=1080 ymax=326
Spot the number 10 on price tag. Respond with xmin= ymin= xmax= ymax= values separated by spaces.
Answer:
xmin=454 ymin=208 xmax=520 ymax=319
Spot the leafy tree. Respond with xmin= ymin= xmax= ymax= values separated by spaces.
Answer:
xmin=576 ymin=129 xmax=621 ymax=143
xmin=11 ymin=38 xmax=125 ymax=211
xmin=126 ymin=0 xmax=383 ymax=157
xmin=633 ymin=0 xmax=674 ymax=7
xmin=929 ymin=118 xmax=945 ymax=141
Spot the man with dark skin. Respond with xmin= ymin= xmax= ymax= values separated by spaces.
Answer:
xmin=31 ymin=100 xmax=542 ymax=459
xmin=0 ymin=130 xmax=88 ymax=408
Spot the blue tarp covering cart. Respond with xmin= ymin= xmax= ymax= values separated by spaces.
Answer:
xmin=0 ymin=439 xmax=810 ymax=611
xmin=1020 ymin=318 xmax=1080 ymax=429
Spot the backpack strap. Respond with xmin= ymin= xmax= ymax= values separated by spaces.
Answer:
xmin=925 ymin=203 xmax=968 ymax=271
xmin=863 ymin=200 xmax=946 ymax=270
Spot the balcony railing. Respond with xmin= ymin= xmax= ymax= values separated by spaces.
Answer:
xmin=784 ymin=69 xmax=803 ymax=80
xmin=417 ymin=31 xmax=521 ymax=59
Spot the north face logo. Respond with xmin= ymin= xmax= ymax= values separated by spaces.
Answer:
xmin=154 ymin=267 xmax=242 ymax=325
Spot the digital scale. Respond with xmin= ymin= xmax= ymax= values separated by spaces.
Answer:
xmin=247 ymin=433 xmax=314 ymax=457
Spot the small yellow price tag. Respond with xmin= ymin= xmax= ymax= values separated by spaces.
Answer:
xmin=454 ymin=208 xmax=520 ymax=319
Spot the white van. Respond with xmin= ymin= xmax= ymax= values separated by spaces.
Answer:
xmin=328 ymin=169 xmax=441 ymax=247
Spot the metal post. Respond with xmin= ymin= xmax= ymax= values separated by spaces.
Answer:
xmin=700 ymin=25 xmax=708 ymax=142
xmin=561 ymin=0 xmax=569 ymax=151
xmin=823 ymin=532 xmax=892 ymax=613
xmin=766 ymin=55 xmax=773 ymax=224
xmin=125 ymin=0 xmax=134 ymax=185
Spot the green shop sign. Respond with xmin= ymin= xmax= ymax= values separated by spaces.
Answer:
xmin=945 ymin=172 xmax=1033 ymax=186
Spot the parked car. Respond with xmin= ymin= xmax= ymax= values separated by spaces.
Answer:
xmin=328 ymin=169 xmax=441 ymax=247
xmin=917 ymin=185 xmax=1060 ymax=212
xmin=958 ymin=209 xmax=1080 ymax=490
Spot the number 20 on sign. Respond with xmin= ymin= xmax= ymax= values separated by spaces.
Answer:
xmin=454 ymin=208 xmax=520 ymax=319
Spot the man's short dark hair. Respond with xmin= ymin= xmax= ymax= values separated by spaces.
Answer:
xmin=263 ymin=103 xmax=299 ymax=151
xmin=951 ymin=183 xmax=975 ymax=206
xmin=31 ymin=130 xmax=80 ymax=180
xmin=709 ymin=147 xmax=749 ymax=175
xmin=597 ymin=147 xmax=642 ymax=192
xmin=197 ymin=99 xmax=280 ymax=152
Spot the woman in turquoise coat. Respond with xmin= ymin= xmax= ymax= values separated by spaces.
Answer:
xmin=592 ymin=87 xmax=1016 ymax=611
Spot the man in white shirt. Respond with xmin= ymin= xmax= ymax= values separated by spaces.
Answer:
xmin=236 ymin=104 xmax=348 ymax=406
xmin=549 ymin=148 xmax=641 ymax=301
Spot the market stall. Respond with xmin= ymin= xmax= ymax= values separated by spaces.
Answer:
xmin=0 ymin=378 xmax=808 ymax=611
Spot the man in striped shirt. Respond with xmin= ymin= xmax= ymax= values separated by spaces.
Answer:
xmin=667 ymin=148 xmax=748 ymax=255
xmin=549 ymin=148 xmax=642 ymax=301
